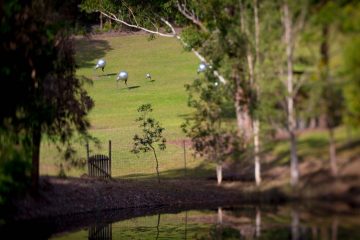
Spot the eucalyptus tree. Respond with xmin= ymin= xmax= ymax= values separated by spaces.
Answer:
xmin=282 ymin=0 xmax=309 ymax=187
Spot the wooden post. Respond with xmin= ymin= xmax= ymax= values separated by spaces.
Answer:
xmin=109 ymin=140 xmax=112 ymax=178
xmin=86 ymin=143 xmax=90 ymax=176
xmin=183 ymin=140 xmax=187 ymax=177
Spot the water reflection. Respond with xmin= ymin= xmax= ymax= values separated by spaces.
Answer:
xmin=88 ymin=223 xmax=112 ymax=240
xmin=46 ymin=205 xmax=360 ymax=239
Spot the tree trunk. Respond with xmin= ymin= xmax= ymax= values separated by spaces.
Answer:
xmin=291 ymin=208 xmax=300 ymax=240
xmin=31 ymin=126 xmax=41 ymax=191
xmin=100 ymin=12 xmax=103 ymax=30
xmin=255 ymin=207 xmax=261 ymax=237
xmin=254 ymin=120 xmax=261 ymax=186
xmin=234 ymin=71 xmax=252 ymax=141
xmin=321 ymin=24 xmax=338 ymax=177
xmin=253 ymin=0 xmax=261 ymax=187
xmin=150 ymin=145 xmax=160 ymax=183
xmin=237 ymin=1 xmax=253 ymax=142
xmin=216 ymin=163 xmax=222 ymax=185
xmin=329 ymin=128 xmax=338 ymax=176
xmin=283 ymin=2 xmax=299 ymax=187
xmin=217 ymin=207 xmax=223 ymax=224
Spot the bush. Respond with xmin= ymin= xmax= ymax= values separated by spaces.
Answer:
xmin=0 ymin=136 xmax=31 ymax=211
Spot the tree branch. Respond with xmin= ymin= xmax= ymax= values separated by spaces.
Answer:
xmin=176 ymin=1 xmax=208 ymax=33
xmin=99 ymin=8 xmax=227 ymax=84
xmin=100 ymin=10 xmax=176 ymax=37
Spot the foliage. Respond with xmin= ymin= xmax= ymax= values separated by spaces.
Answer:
xmin=0 ymin=0 xmax=94 ymax=189
xmin=343 ymin=36 xmax=360 ymax=127
xmin=131 ymin=104 xmax=166 ymax=154
xmin=182 ymin=74 xmax=241 ymax=164
xmin=81 ymin=0 xmax=181 ymax=37
xmin=131 ymin=104 xmax=166 ymax=182
xmin=0 ymin=132 xmax=31 ymax=214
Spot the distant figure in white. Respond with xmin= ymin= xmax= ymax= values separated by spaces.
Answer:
xmin=95 ymin=59 xmax=106 ymax=72
xmin=145 ymin=73 xmax=151 ymax=80
xmin=197 ymin=62 xmax=207 ymax=74
xmin=117 ymin=71 xmax=128 ymax=88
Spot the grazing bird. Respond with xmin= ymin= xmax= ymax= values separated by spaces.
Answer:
xmin=145 ymin=73 xmax=151 ymax=80
xmin=117 ymin=71 xmax=128 ymax=88
xmin=197 ymin=62 xmax=207 ymax=74
xmin=95 ymin=59 xmax=106 ymax=72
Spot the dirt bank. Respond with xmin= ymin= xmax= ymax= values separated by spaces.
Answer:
xmin=10 ymin=176 xmax=286 ymax=222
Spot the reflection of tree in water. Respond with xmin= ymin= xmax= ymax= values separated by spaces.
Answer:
xmin=291 ymin=208 xmax=299 ymax=240
xmin=155 ymin=213 xmax=161 ymax=240
xmin=88 ymin=223 xmax=112 ymax=240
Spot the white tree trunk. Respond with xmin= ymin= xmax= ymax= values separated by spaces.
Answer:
xmin=255 ymin=207 xmax=261 ymax=237
xmin=254 ymin=120 xmax=261 ymax=186
xmin=253 ymin=0 xmax=261 ymax=187
xmin=283 ymin=2 xmax=299 ymax=187
xmin=216 ymin=163 xmax=223 ymax=185
xmin=217 ymin=207 xmax=223 ymax=224
xmin=100 ymin=12 xmax=103 ymax=30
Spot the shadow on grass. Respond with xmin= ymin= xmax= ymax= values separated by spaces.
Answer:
xmin=75 ymin=38 xmax=113 ymax=69
xmin=116 ymin=85 xmax=140 ymax=90
xmin=127 ymin=86 xmax=140 ymax=90
xmin=97 ymin=73 xmax=117 ymax=77
xmin=261 ymin=135 xmax=329 ymax=168
xmin=114 ymin=162 xmax=214 ymax=181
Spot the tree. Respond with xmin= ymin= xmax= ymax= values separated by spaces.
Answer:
xmin=0 ymin=0 xmax=94 ymax=190
xmin=182 ymin=74 xmax=239 ymax=185
xmin=282 ymin=0 xmax=308 ymax=187
xmin=131 ymin=104 xmax=166 ymax=183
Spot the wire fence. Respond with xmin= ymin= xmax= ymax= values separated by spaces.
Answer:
xmin=40 ymin=129 xmax=212 ymax=180
xmin=85 ymin=138 xmax=206 ymax=180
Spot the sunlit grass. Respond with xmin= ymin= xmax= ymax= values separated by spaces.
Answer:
xmin=40 ymin=34 xmax=208 ymax=178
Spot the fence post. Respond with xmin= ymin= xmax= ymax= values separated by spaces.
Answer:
xmin=109 ymin=140 xmax=112 ymax=178
xmin=86 ymin=143 xmax=90 ymax=176
xmin=183 ymin=140 xmax=187 ymax=178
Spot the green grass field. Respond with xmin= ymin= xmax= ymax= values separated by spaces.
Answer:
xmin=40 ymin=33 xmax=360 ymax=186
xmin=40 ymin=33 xmax=207 ymax=178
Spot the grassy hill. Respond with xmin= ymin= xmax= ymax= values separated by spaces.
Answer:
xmin=40 ymin=33 xmax=208 ymax=178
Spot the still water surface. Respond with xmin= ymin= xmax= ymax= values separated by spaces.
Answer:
xmin=50 ymin=204 xmax=360 ymax=240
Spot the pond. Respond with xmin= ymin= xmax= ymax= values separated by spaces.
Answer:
xmin=2 ymin=203 xmax=360 ymax=239
xmin=52 ymin=203 xmax=360 ymax=240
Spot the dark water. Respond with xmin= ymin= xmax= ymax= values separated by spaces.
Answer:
xmin=48 ymin=204 xmax=360 ymax=240
xmin=2 ymin=204 xmax=360 ymax=239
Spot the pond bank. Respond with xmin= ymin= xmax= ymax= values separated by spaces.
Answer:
xmin=10 ymin=176 xmax=288 ymax=222
xmin=9 ymin=175 xmax=360 ymax=223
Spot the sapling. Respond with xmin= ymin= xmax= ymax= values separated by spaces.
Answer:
xmin=131 ymin=104 xmax=166 ymax=183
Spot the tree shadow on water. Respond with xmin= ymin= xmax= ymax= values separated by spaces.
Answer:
xmin=75 ymin=38 xmax=113 ymax=69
